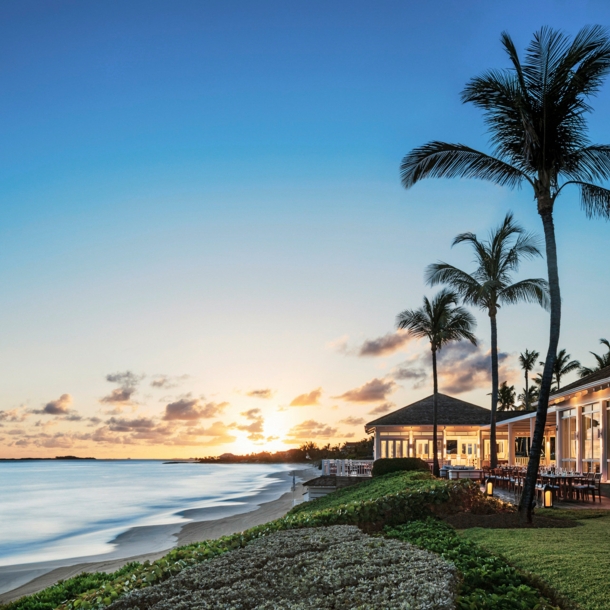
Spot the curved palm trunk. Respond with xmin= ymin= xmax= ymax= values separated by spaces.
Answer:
xmin=432 ymin=347 xmax=440 ymax=477
xmin=489 ymin=313 xmax=499 ymax=469
xmin=519 ymin=208 xmax=561 ymax=523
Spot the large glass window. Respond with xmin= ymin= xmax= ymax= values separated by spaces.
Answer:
xmin=446 ymin=440 xmax=458 ymax=455
xmin=561 ymin=409 xmax=577 ymax=471
xmin=581 ymin=404 xmax=600 ymax=473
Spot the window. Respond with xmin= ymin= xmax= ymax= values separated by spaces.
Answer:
xmin=561 ymin=409 xmax=577 ymax=470
xmin=446 ymin=440 xmax=458 ymax=455
xmin=582 ymin=404 xmax=600 ymax=473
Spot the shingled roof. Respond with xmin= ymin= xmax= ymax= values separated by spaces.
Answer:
xmin=550 ymin=364 xmax=610 ymax=396
xmin=366 ymin=393 xmax=516 ymax=428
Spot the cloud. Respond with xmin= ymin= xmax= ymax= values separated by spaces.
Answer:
xmin=101 ymin=371 xmax=144 ymax=404
xmin=327 ymin=335 xmax=350 ymax=354
xmin=174 ymin=421 xmax=237 ymax=446
xmin=334 ymin=378 xmax=397 ymax=403
xmin=358 ymin=330 xmax=412 ymax=357
xmin=0 ymin=406 xmax=30 ymax=423
xmin=435 ymin=342 xmax=518 ymax=394
xmin=150 ymin=374 xmax=190 ymax=389
xmin=163 ymin=398 xmax=228 ymax=421
xmin=368 ymin=402 xmax=395 ymax=415
xmin=391 ymin=363 xmax=428 ymax=388
xmin=285 ymin=419 xmax=338 ymax=441
xmin=338 ymin=416 xmax=365 ymax=426
xmin=246 ymin=389 xmax=274 ymax=399
xmin=290 ymin=388 xmax=322 ymax=407
xmin=106 ymin=417 xmax=157 ymax=432
xmin=232 ymin=408 xmax=265 ymax=440
xmin=31 ymin=394 xmax=74 ymax=415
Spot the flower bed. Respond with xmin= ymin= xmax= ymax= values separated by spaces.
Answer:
xmin=107 ymin=526 xmax=458 ymax=610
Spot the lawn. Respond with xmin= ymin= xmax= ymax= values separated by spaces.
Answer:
xmin=461 ymin=510 xmax=610 ymax=610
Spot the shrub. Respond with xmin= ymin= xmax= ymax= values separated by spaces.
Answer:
xmin=384 ymin=519 xmax=560 ymax=610
xmin=372 ymin=457 xmax=430 ymax=477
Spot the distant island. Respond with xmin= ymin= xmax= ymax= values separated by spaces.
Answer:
xmin=0 ymin=456 xmax=96 ymax=461
xmin=196 ymin=438 xmax=373 ymax=464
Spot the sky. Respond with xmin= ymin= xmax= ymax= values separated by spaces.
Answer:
xmin=1 ymin=0 xmax=609 ymax=458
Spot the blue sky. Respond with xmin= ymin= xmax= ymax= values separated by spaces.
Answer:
xmin=1 ymin=1 xmax=609 ymax=457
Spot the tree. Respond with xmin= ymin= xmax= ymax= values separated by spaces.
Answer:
xmin=541 ymin=348 xmax=580 ymax=389
xmin=579 ymin=338 xmax=610 ymax=377
xmin=396 ymin=289 xmax=477 ymax=476
xmin=518 ymin=385 xmax=539 ymax=410
xmin=399 ymin=27 xmax=610 ymax=522
xmin=426 ymin=212 xmax=548 ymax=468
xmin=519 ymin=349 xmax=540 ymax=409
xmin=498 ymin=381 xmax=517 ymax=411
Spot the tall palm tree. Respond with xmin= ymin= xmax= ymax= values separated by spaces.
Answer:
xmin=518 ymin=385 xmax=539 ymax=410
xmin=396 ymin=289 xmax=477 ymax=477
xmin=579 ymin=338 xmax=610 ymax=377
xmin=519 ymin=349 xmax=540 ymax=409
xmin=400 ymin=27 xmax=610 ymax=521
xmin=540 ymin=348 xmax=580 ymax=389
xmin=497 ymin=381 xmax=517 ymax=411
xmin=426 ymin=212 xmax=548 ymax=468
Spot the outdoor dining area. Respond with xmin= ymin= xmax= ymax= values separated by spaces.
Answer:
xmin=485 ymin=466 xmax=604 ymax=505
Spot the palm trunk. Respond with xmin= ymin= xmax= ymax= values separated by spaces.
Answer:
xmin=432 ymin=347 xmax=440 ymax=477
xmin=490 ymin=312 xmax=499 ymax=469
xmin=524 ymin=369 xmax=529 ymax=410
xmin=519 ymin=207 xmax=561 ymax=523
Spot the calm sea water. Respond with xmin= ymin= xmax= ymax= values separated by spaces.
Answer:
xmin=0 ymin=461 xmax=296 ymax=567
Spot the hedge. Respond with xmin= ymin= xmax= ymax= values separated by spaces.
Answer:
xmin=371 ymin=457 xmax=430 ymax=477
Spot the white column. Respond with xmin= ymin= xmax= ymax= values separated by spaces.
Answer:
xmin=409 ymin=429 xmax=414 ymax=458
xmin=600 ymin=401 xmax=607 ymax=482
xmin=374 ymin=431 xmax=380 ymax=461
xmin=576 ymin=405 xmax=583 ymax=473
xmin=555 ymin=409 xmax=562 ymax=468
xmin=508 ymin=423 xmax=515 ymax=466
xmin=529 ymin=416 xmax=536 ymax=460
xmin=440 ymin=427 xmax=445 ymax=466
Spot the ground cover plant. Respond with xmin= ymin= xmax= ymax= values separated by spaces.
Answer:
xmin=385 ymin=519 xmax=562 ymax=610
xmin=462 ymin=509 xmax=610 ymax=610
xmin=106 ymin=526 xmax=458 ymax=610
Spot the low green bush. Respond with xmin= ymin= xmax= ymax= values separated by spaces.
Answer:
xmin=371 ymin=457 xmax=430 ymax=477
xmin=384 ymin=519 xmax=560 ymax=610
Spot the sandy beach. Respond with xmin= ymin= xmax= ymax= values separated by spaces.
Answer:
xmin=0 ymin=467 xmax=316 ymax=604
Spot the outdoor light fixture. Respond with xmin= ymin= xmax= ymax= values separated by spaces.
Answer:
xmin=485 ymin=478 xmax=494 ymax=496
xmin=543 ymin=484 xmax=553 ymax=508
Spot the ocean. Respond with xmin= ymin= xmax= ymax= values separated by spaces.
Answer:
xmin=0 ymin=460 xmax=297 ymax=569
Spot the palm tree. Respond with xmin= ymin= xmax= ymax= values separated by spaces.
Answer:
xmin=540 ymin=348 xmax=580 ymax=390
xmin=396 ymin=289 xmax=477 ymax=477
xmin=426 ymin=212 xmax=548 ymax=468
xmin=400 ymin=27 xmax=610 ymax=521
xmin=518 ymin=385 xmax=539 ymax=410
xmin=497 ymin=382 xmax=517 ymax=411
xmin=579 ymin=338 xmax=610 ymax=377
xmin=519 ymin=349 xmax=540 ymax=409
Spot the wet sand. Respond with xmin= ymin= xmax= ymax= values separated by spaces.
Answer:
xmin=0 ymin=468 xmax=316 ymax=604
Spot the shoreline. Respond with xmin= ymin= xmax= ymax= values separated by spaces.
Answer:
xmin=0 ymin=467 xmax=316 ymax=604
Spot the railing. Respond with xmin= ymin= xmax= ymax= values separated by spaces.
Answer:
xmin=321 ymin=459 xmax=373 ymax=477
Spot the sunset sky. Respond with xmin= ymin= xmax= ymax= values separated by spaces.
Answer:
xmin=1 ymin=1 xmax=610 ymax=458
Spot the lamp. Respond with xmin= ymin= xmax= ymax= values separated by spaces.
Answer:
xmin=543 ymin=484 xmax=553 ymax=508
xmin=485 ymin=477 xmax=494 ymax=497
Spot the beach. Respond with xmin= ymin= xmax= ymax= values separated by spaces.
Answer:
xmin=0 ymin=466 xmax=316 ymax=604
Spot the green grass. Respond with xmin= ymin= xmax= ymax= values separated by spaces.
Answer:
xmin=289 ymin=470 xmax=434 ymax=514
xmin=461 ymin=510 xmax=610 ymax=610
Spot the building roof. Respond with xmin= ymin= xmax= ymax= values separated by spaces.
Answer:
xmin=550 ymin=364 xmax=610 ymax=396
xmin=366 ymin=393 xmax=516 ymax=428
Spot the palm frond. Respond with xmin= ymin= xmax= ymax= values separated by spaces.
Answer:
xmin=579 ymin=182 xmax=610 ymax=219
xmin=499 ymin=278 xmax=550 ymax=311
xmin=564 ymin=145 xmax=610 ymax=182
xmin=400 ymin=142 xmax=528 ymax=189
